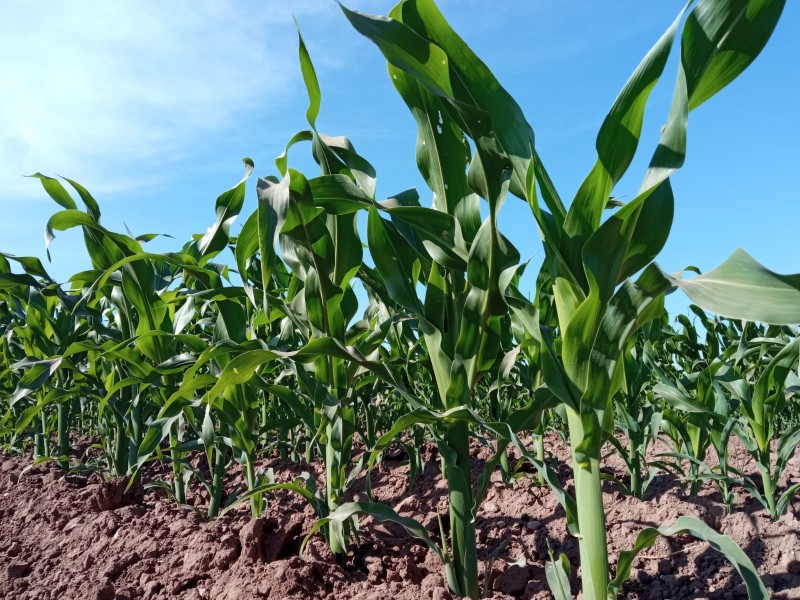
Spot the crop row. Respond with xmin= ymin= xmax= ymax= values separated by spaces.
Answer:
xmin=2 ymin=2 xmax=799 ymax=599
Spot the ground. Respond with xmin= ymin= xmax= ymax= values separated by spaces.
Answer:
xmin=1 ymin=435 xmax=798 ymax=600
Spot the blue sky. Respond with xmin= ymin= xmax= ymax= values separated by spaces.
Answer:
xmin=2 ymin=0 xmax=798 ymax=319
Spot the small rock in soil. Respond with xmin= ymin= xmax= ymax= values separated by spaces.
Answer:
xmin=365 ymin=556 xmax=384 ymax=583
xmin=239 ymin=517 xmax=285 ymax=563
xmin=7 ymin=561 xmax=30 ymax=578
xmin=91 ymin=579 xmax=115 ymax=600
xmin=143 ymin=581 xmax=162 ymax=596
xmin=397 ymin=555 xmax=424 ymax=585
xmin=103 ymin=552 xmax=140 ymax=579
xmin=172 ymin=575 xmax=200 ymax=594
xmin=92 ymin=478 xmax=145 ymax=512
xmin=658 ymin=560 xmax=674 ymax=575
xmin=493 ymin=564 xmax=530 ymax=594
xmin=214 ymin=533 xmax=241 ymax=569
xmin=394 ymin=495 xmax=421 ymax=514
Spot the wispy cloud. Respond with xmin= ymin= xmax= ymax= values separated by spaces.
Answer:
xmin=0 ymin=0 xmax=676 ymax=207
xmin=0 ymin=0 xmax=359 ymax=202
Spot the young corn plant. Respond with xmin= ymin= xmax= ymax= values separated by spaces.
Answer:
xmin=1 ymin=252 xmax=116 ymax=472
xmin=342 ymin=1 xmax=798 ymax=598
xmin=723 ymin=334 xmax=800 ymax=519
xmin=290 ymin=5 xmax=556 ymax=598
xmin=653 ymin=311 xmax=750 ymax=508
xmin=1 ymin=258 xmax=66 ymax=461
xmin=36 ymin=164 xmax=256 ymax=501
xmin=605 ymin=324 xmax=664 ymax=499
xmin=654 ymin=312 xmax=799 ymax=516
xmin=655 ymin=356 xmax=740 ymax=510
xmin=127 ymin=161 xmax=296 ymax=515
xmin=259 ymin=34 xmax=383 ymax=560
xmin=187 ymin=30 xmax=423 ymax=554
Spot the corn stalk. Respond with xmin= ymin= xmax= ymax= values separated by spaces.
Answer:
xmin=344 ymin=1 xmax=795 ymax=598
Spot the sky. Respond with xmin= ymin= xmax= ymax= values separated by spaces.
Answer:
xmin=1 ymin=0 xmax=798 ymax=320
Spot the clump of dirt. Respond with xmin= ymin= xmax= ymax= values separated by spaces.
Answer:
xmin=0 ymin=434 xmax=798 ymax=600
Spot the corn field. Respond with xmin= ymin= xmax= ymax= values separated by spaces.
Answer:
xmin=2 ymin=1 xmax=800 ymax=599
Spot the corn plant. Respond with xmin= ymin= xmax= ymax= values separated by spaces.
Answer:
xmin=325 ymin=4 xmax=560 ymax=594
xmin=1 ymin=256 xmax=60 ymax=459
xmin=1 ymin=3 xmax=799 ymax=600
xmin=722 ymin=334 xmax=800 ymax=518
xmin=0 ymin=252 xmax=105 ymax=469
xmin=169 ymin=29 xmax=423 ymax=552
xmin=238 ymin=9 xmax=559 ymax=596
xmin=650 ymin=310 xmax=746 ymax=510
xmin=256 ymin=33 xmax=389 ymax=559
xmin=654 ymin=311 xmax=800 ymax=517
xmin=33 ymin=165 xmax=256 ymax=501
xmin=342 ymin=0 xmax=797 ymax=598
xmin=605 ymin=323 xmax=664 ymax=499
xmin=656 ymin=356 xmax=740 ymax=510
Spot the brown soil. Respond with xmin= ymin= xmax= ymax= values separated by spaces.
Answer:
xmin=1 ymin=435 xmax=798 ymax=600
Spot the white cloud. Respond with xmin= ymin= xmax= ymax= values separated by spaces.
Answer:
xmin=0 ymin=0 xmax=657 ymax=207
xmin=0 ymin=0 xmax=352 ymax=202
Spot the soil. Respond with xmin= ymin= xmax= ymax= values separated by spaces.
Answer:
xmin=1 ymin=435 xmax=799 ymax=600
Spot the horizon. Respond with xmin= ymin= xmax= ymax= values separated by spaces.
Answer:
xmin=2 ymin=0 xmax=798 ymax=321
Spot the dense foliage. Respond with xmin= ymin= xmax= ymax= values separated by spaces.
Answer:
xmin=2 ymin=1 xmax=799 ymax=599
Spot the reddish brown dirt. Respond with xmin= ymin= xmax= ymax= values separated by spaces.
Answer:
xmin=1 ymin=435 xmax=798 ymax=600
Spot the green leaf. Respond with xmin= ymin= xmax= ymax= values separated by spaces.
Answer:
xmin=662 ymin=248 xmax=800 ymax=325
xmin=609 ymin=515 xmax=768 ymax=599
xmin=45 ymin=209 xmax=141 ymax=261
xmin=303 ymin=501 xmax=445 ymax=562
xmin=366 ymin=207 xmax=425 ymax=317
xmin=1 ymin=253 xmax=54 ymax=282
xmin=561 ymin=7 xmax=685 ymax=280
xmin=385 ymin=58 xmax=479 ymax=243
xmin=0 ymin=273 xmax=40 ymax=290
xmin=28 ymin=173 xmax=78 ymax=210
xmin=340 ymin=4 xmax=454 ymax=98
xmin=386 ymin=206 xmax=468 ymax=271
xmin=11 ymin=358 xmax=63 ymax=405
xmin=683 ymin=0 xmax=785 ymax=110
xmin=583 ymin=180 xmax=674 ymax=302
xmin=63 ymin=177 xmax=102 ymax=221
xmin=257 ymin=174 xmax=291 ymax=310
xmin=296 ymin=22 xmax=321 ymax=128
xmin=196 ymin=158 xmax=254 ymax=259
xmin=390 ymin=0 xmax=540 ymax=202
xmin=307 ymin=174 xmax=372 ymax=215
xmin=545 ymin=553 xmax=572 ymax=600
